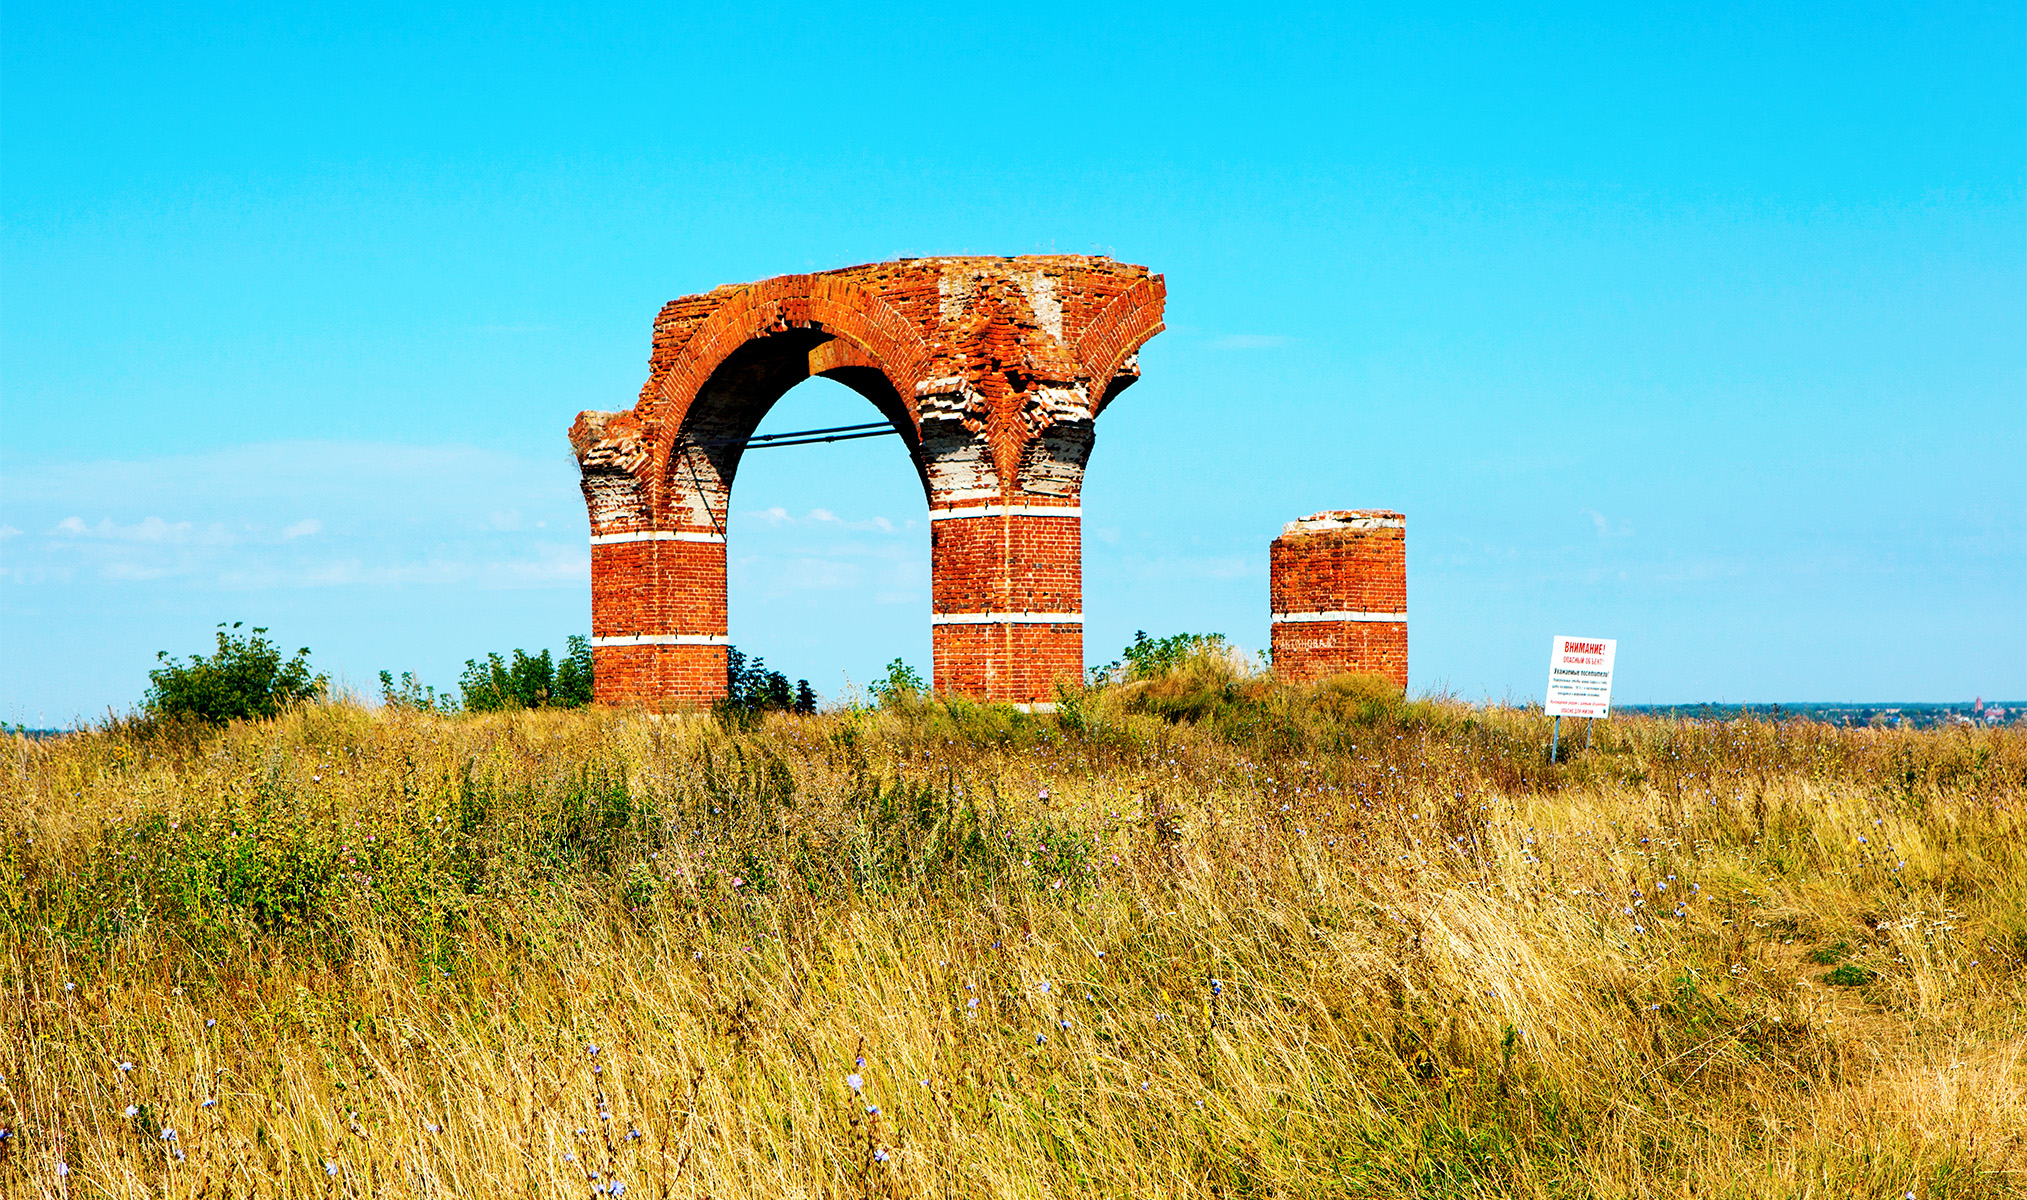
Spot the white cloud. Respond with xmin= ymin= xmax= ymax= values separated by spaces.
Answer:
xmin=0 ymin=525 xmax=20 ymax=540
xmin=1581 ymin=508 xmax=1634 ymax=540
xmin=3 ymin=441 xmax=590 ymax=595
xmin=217 ymin=544 xmax=589 ymax=590
xmin=742 ymin=506 xmax=900 ymax=534
xmin=782 ymin=558 xmax=860 ymax=591
xmin=53 ymin=515 xmax=212 ymax=543
xmin=0 ymin=564 xmax=66 ymax=584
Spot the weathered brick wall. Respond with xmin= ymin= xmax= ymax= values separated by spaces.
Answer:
xmin=928 ymin=505 xmax=1083 ymax=697
xmin=570 ymin=256 xmax=1165 ymax=708
xmin=591 ymin=644 xmax=729 ymax=709
xmin=585 ymin=537 xmax=728 ymax=707
xmin=1269 ymin=511 xmax=1408 ymax=690
xmin=932 ymin=623 xmax=1084 ymax=700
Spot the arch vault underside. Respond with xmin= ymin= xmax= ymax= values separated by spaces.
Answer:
xmin=569 ymin=255 xmax=1166 ymax=708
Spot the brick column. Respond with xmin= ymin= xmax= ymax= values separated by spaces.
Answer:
xmin=928 ymin=498 xmax=1083 ymax=706
xmin=576 ymin=412 xmax=732 ymax=708
xmin=1269 ymin=510 xmax=1407 ymax=689
xmin=918 ymin=373 xmax=1092 ymax=709
xmin=587 ymin=533 xmax=727 ymax=706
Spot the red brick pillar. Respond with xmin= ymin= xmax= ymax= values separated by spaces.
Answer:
xmin=585 ymin=538 xmax=728 ymax=706
xmin=921 ymin=395 xmax=1089 ymax=709
xmin=1269 ymin=511 xmax=1408 ymax=689
xmin=574 ymin=412 xmax=732 ymax=707
xmin=928 ymin=498 xmax=1083 ymax=706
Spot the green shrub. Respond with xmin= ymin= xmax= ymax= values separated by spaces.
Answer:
xmin=144 ymin=623 xmax=326 ymax=725
xmin=1067 ymin=630 xmax=1451 ymax=755
xmin=379 ymin=670 xmax=455 ymax=712
xmin=460 ymin=650 xmax=550 ymax=711
xmin=555 ymin=634 xmax=594 ymax=706
xmin=1090 ymin=632 xmax=1271 ymax=729
xmin=455 ymin=635 xmax=594 ymax=711
xmin=868 ymin=657 xmax=924 ymax=708
xmin=714 ymin=646 xmax=816 ymax=725
xmin=1100 ymin=630 xmax=1232 ymax=683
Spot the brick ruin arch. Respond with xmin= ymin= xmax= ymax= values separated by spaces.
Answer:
xmin=569 ymin=256 xmax=1166 ymax=708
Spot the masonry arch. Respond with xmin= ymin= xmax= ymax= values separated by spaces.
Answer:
xmin=720 ymin=373 xmax=935 ymax=700
xmin=654 ymin=327 xmax=929 ymax=539
xmin=570 ymin=256 xmax=1165 ymax=708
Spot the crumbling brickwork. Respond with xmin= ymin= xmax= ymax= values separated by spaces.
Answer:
xmin=1269 ymin=511 xmax=1408 ymax=690
xmin=570 ymin=256 xmax=1166 ymax=708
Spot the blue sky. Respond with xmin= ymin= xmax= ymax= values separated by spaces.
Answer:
xmin=3 ymin=1 xmax=2022 ymax=723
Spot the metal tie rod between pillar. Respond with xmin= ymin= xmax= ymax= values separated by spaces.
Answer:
xmin=681 ymin=422 xmax=900 ymax=452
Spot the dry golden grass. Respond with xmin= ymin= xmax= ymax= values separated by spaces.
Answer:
xmin=1 ymin=692 xmax=2022 ymax=1198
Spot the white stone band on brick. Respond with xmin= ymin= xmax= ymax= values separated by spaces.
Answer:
xmin=1271 ymin=611 xmax=1407 ymax=623
xmin=589 ymin=530 xmax=726 ymax=545
xmin=930 ymin=612 xmax=1084 ymax=625
xmin=928 ymin=505 xmax=1081 ymax=521
xmin=1012 ymin=702 xmax=1060 ymax=714
xmin=590 ymin=633 xmax=731 ymax=646
xmin=1281 ymin=516 xmax=1405 ymax=534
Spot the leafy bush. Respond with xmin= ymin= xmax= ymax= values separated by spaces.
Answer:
xmin=1061 ymin=630 xmax=1449 ymax=755
xmin=1099 ymin=630 xmax=1232 ymax=683
xmin=1113 ymin=636 xmax=1256 ymax=722
xmin=456 ymin=635 xmax=594 ymax=711
xmin=460 ymin=651 xmax=550 ymax=711
xmin=715 ymin=646 xmax=816 ymax=723
xmin=868 ymin=657 xmax=925 ymax=707
xmin=556 ymin=635 xmax=594 ymax=705
xmin=144 ymin=623 xmax=326 ymax=725
xmin=378 ymin=670 xmax=455 ymax=712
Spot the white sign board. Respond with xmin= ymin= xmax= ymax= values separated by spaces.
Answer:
xmin=1545 ymin=636 xmax=1616 ymax=718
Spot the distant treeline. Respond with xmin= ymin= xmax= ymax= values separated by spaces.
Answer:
xmin=1617 ymin=702 xmax=2023 ymax=730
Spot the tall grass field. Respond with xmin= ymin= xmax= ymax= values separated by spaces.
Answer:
xmin=4 ymin=672 xmax=2023 ymax=1197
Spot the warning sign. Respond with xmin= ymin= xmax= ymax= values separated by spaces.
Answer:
xmin=1545 ymin=636 xmax=1616 ymax=718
